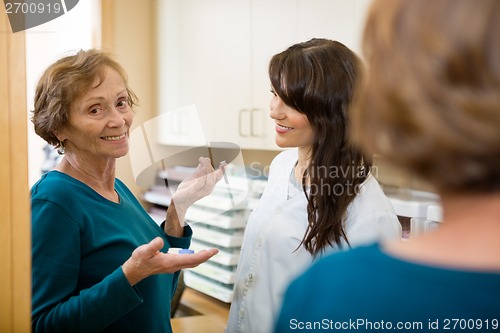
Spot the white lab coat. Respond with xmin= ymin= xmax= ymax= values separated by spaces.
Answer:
xmin=226 ymin=149 xmax=401 ymax=333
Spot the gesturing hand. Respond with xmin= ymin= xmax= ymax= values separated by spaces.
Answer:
xmin=171 ymin=157 xmax=226 ymax=222
xmin=122 ymin=237 xmax=218 ymax=286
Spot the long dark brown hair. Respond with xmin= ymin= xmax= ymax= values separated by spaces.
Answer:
xmin=269 ymin=38 xmax=371 ymax=256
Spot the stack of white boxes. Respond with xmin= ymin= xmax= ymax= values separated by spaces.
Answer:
xmin=182 ymin=178 xmax=251 ymax=303
xmin=144 ymin=166 xmax=266 ymax=303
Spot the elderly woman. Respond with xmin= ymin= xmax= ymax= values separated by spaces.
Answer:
xmin=275 ymin=0 xmax=500 ymax=331
xmin=31 ymin=49 xmax=223 ymax=333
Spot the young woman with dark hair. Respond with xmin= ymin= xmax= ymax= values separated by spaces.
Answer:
xmin=226 ymin=38 xmax=401 ymax=333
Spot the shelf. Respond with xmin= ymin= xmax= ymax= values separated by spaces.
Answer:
xmin=183 ymin=271 xmax=233 ymax=303
xmin=189 ymin=261 xmax=236 ymax=284
xmin=190 ymin=225 xmax=244 ymax=248
xmin=190 ymin=240 xmax=240 ymax=266
xmin=192 ymin=193 xmax=247 ymax=212
xmin=142 ymin=170 xmax=262 ymax=302
xmin=186 ymin=206 xmax=248 ymax=229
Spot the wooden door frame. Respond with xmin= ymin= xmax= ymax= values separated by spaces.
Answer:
xmin=0 ymin=10 xmax=31 ymax=333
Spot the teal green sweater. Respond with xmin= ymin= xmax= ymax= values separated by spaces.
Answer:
xmin=276 ymin=243 xmax=500 ymax=332
xmin=31 ymin=171 xmax=191 ymax=333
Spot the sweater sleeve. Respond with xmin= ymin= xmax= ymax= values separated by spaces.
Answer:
xmin=159 ymin=221 xmax=193 ymax=295
xmin=31 ymin=200 xmax=143 ymax=333
xmin=160 ymin=221 xmax=193 ymax=249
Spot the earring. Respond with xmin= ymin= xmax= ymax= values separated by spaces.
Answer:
xmin=57 ymin=140 xmax=65 ymax=155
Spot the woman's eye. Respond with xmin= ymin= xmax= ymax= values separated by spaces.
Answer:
xmin=270 ymin=89 xmax=277 ymax=96
xmin=89 ymin=108 xmax=102 ymax=115
xmin=117 ymin=99 xmax=128 ymax=108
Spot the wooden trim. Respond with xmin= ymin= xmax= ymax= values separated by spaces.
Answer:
xmin=100 ymin=0 xmax=115 ymax=50
xmin=0 ymin=9 xmax=30 ymax=333
xmin=0 ymin=11 xmax=13 ymax=331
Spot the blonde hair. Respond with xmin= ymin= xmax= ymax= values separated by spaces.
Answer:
xmin=352 ymin=0 xmax=500 ymax=193
xmin=32 ymin=49 xmax=138 ymax=147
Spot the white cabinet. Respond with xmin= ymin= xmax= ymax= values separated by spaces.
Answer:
xmin=155 ymin=0 xmax=371 ymax=149
xmin=241 ymin=0 xmax=298 ymax=150
xmin=155 ymin=105 xmax=207 ymax=147
xmin=155 ymin=0 xmax=218 ymax=147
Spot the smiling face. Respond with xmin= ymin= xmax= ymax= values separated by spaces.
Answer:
xmin=269 ymin=88 xmax=314 ymax=150
xmin=57 ymin=67 xmax=134 ymax=163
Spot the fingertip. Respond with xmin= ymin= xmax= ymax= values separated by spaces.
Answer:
xmin=151 ymin=237 xmax=164 ymax=247
xmin=198 ymin=157 xmax=212 ymax=169
xmin=199 ymin=248 xmax=218 ymax=254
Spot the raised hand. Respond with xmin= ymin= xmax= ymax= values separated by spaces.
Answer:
xmin=171 ymin=157 xmax=226 ymax=223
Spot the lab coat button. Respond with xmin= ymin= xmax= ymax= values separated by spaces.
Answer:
xmin=246 ymin=272 xmax=254 ymax=286
xmin=256 ymin=237 xmax=263 ymax=247
xmin=239 ymin=309 xmax=245 ymax=319
xmin=275 ymin=206 xmax=283 ymax=214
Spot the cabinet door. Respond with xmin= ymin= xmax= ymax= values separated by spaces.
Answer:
xmin=156 ymin=105 xmax=207 ymax=147
xmin=208 ymin=0 xmax=294 ymax=150
xmin=156 ymin=0 xmax=251 ymax=148
xmin=298 ymin=0 xmax=355 ymax=48
xmin=247 ymin=0 xmax=299 ymax=150
xmin=298 ymin=0 xmax=372 ymax=56
xmin=202 ymin=0 xmax=253 ymax=148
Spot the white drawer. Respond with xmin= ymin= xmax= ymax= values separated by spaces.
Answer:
xmin=190 ymin=241 xmax=240 ymax=266
xmin=186 ymin=206 xmax=247 ymax=229
xmin=183 ymin=271 xmax=233 ymax=303
xmin=189 ymin=262 xmax=236 ymax=284
xmin=191 ymin=225 xmax=244 ymax=247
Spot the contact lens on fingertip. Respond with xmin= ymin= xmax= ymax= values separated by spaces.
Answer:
xmin=168 ymin=247 xmax=194 ymax=254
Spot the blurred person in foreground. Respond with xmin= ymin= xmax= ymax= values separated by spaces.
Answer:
xmin=31 ymin=49 xmax=223 ymax=333
xmin=275 ymin=0 xmax=500 ymax=331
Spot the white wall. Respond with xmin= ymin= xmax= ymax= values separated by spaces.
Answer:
xmin=25 ymin=0 xmax=98 ymax=186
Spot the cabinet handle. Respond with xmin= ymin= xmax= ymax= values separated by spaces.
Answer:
xmin=238 ymin=109 xmax=249 ymax=137
xmin=250 ymin=108 xmax=261 ymax=137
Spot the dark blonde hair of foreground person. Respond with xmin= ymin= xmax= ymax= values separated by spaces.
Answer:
xmin=275 ymin=0 xmax=500 ymax=332
xmin=353 ymin=0 xmax=500 ymax=194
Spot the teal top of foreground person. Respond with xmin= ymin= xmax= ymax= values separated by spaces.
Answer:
xmin=275 ymin=243 xmax=500 ymax=332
